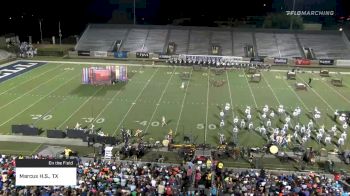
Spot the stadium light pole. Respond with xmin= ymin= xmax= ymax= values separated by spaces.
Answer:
xmin=133 ymin=0 xmax=136 ymax=24
xmin=39 ymin=19 xmax=43 ymax=43
xmin=290 ymin=0 xmax=296 ymax=30
xmin=59 ymin=21 xmax=62 ymax=45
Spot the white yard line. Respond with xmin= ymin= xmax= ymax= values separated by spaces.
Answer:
xmin=0 ymin=65 xmax=59 ymax=96
xmin=317 ymin=75 xmax=350 ymax=105
xmin=261 ymin=72 xmax=281 ymax=105
xmin=0 ymin=75 xmax=79 ymax=127
xmin=0 ymin=69 xmax=67 ymax=110
xmin=91 ymin=67 xmax=143 ymax=124
xmin=225 ymin=71 xmax=235 ymax=118
xmin=112 ymin=68 xmax=159 ymax=136
xmin=145 ymin=67 xmax=177 ymax=133
xmin=175 ymin=69 xmax=193 ymax=135
xmin=279 ymin=73 xmax=310 ymax=112
xmin=205 ymin=69 xmax=210 ymax=144
xmin=57 ymin=86 xmax=105 ymax=129
xmin=243 ymin=72 xmax=258 ymax=108
xmin=298 ymin=75 xmax=335 ymax=111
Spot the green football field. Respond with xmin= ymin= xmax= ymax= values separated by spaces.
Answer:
xmin=1 ymin=62 xmax=350 ymax=151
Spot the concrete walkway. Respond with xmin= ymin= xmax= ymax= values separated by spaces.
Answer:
xmin=0 ymin=134 xmax=344 ymax=163
xmin=0 ymin=135 xmax=88 ymax=146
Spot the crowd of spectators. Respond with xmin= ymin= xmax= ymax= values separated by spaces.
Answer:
xmin=19 ymin=42 xmax=37 ymax=58
xmin=0 ymin=154 xmax=348 ymax=196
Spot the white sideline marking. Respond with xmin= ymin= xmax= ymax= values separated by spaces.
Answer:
xmin=145 ymin=68 xmax=176 ymax=133
xmin=57 ymin=86 xmax=105 ymax=129
xmin=0 ymin=75 xmax=79 ymax=127
xmin=112 ymin=68 xmax=159 ymax=136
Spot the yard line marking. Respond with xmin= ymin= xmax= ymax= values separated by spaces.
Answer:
xmin=31 ymin=143 xmax=43 ymax=155
xmin=57 ymin=86 xmax=105 ymax=129
xmin=0 ymin=74 xmax=79 ymax=127
xmin=261 ymin=72 xmax=281 ymax=105
xmin=317 ymin=74 xmax=350 ymax=105
xmin=0 ymin=65 xmax=60 ymax=97
xmin=205 ymin=69 xmax=210 ymax=144
xmin=145 ymin=68 xmax=177 ymax=133
xmin=225 ymin=71 xmax=235 ymax=118
xmin=243 ymin=71 xmax=258 ymax=108
xmin=175 ymin=69 xmax=193 ymax=135
xmin=0 ymin=68 xmax=67 ymax=110
xmin=298 ymin=75 xmax=335 ymax=111
xmin=279 ymin=73 xmax=310 ymax=112
xmin=91 ymin=67 xmax=143 ymax=124
xmin=33 ymin=98 xmax=67 ymax=126
xmin=112 ymin=68 xmax=159 ymax=136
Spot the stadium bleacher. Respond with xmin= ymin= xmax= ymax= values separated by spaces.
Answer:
xmin=143 ymin=29 xmax=168 ymax=53
xmin=121 ymin=28 xmax=149 ymax=52
xmin=255 ymin=33 xmax=280 ymax=57
xmin=75 ymin=24 xmax=350 ymax=60
xmin=188 ymin=30 xmax=211 ymax=55
xmin=168 ymin=29 xmax=190 ymax=54
xmin=211 ymin=30 xmax=233 ymax=56
xmin=275 ymin=33 xmax=302 ymax=58
xmin=298 ymin=33 xmax=350 ymax=59
xmin=232 ymin=31 xmax=254 ymax=57
xmin=75 ymin=24 xmax=128 ymax=52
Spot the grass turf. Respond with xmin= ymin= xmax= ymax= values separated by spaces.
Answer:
xmin=0 ymin=62 xmax=350 ymax=152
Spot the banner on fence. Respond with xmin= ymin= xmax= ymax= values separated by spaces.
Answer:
xmin=158 ymin=54 xmax=171 ymax=59
xmin=93 ymin=51 xmax=108 ymax=58
xmin=77 ymin=51 xmax=90 ymax=56
xmin=136 ymin=52 xmax=149 ymax=58
xmin=274 ymin=58 xmax=288 ymax=64
xmin=319 ymin=59 xmax=334 ymax=65
xmin=250 ymin=57 xmax=264 ymax=63
xmin=295 ymin=58 xmax=311 ymax=66
xmin=336 ymin=60 xmax=350 ymax=67
xmin=114 ymin=51 xmax=128 ymax=58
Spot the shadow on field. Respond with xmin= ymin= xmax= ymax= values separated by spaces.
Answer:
xmin=69 ymin=81 xmax=128 ymax=96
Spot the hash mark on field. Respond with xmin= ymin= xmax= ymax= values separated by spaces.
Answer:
xmin=112 ymin=68 xmax=159 ymax=136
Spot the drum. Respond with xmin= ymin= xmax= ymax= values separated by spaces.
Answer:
xmin=162 ymin=140 xmax=169 ymax=147
xmin=269 ymin=145 xmax=279 ymax=154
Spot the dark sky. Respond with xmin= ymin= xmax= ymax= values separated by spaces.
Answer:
xmin=0 ymin=0 xmax=348 ymax=41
